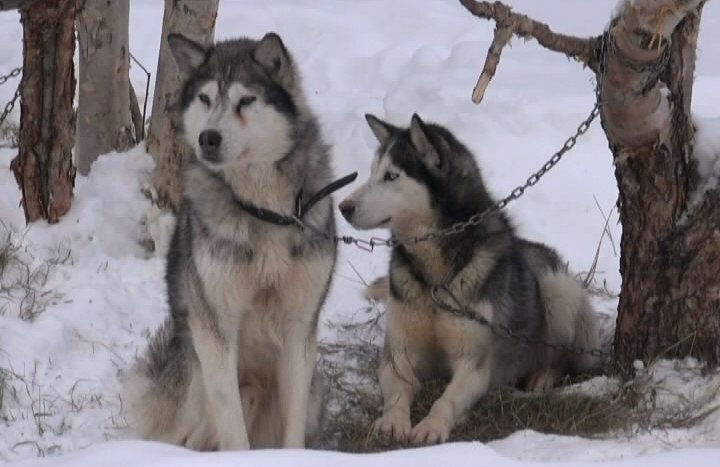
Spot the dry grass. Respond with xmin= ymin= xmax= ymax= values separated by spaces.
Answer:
xmin=0 ymin=119 xmax=19 ymax=148
xmin=0 ymin=224 xmax=68 ymax=322
xmin=318 ymin=341 xmax=629 ymax=452
xmin=316 ymin=299 xmax=720 ymax=453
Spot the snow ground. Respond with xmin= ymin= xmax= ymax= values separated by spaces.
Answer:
xmin=1 ymin=0 xmax=719 ymax=465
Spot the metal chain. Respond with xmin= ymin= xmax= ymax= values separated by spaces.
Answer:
xmin=0 ymin=84 xmax=21 ymax=129
xmin=0 ymin=68 xmax=22 ymax=129
xmin=0 ymin=67 xmax=21 ymax=86
xmin=295 ymin=36 xmax=607 ymax=250
xmin=425 ymin=34 xmax=611 ymax=363
xmin=294 ymin=95 xmax=600 ymax=251
xmin=431 ymin=283 xmax=609 ymax=362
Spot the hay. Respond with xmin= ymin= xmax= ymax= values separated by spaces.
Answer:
xmin=318 ymin=357 xmax=632 ymax=452
xmin=316 ymin=305 xmax=630 ymax=452
xmin=316 ymin=302 xmax=718 ymax=453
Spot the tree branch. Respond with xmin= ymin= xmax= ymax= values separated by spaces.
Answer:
xmin=472 ymin=26 xmax=512 ymax=104
xmin=459 ymin=0 xmax=599 ymax=103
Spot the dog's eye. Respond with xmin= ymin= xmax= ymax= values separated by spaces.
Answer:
xmin=198 ymin=94 xmax=211 ymax=106
xmin=236 ymin=96 xmax=257 ymax=112
xmin=384 ymin=171 xmax=399 ymax=182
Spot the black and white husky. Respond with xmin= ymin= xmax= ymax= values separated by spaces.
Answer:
xmin=123 ymin=33 xmax=338 ymax=450
xmin=340 ymin=114 xmax=600 ymax=445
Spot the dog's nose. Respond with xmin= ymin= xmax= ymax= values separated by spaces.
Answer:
xmin=199 ymin=129 xmax=222 ymax=152
xmin=339 ymin=199 xmax=356 ymax=221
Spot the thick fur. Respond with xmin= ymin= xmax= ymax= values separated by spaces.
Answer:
xmin=123 ymin=33 xmax=336 ymax=450
xmin=339 ymin=114 xmax=600 ymax=445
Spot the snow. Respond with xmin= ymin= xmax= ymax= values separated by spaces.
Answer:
xmin=1 ymin=0 xmax=720 ymax=465
xmin=6 ymin=441 xmax=720 ymax=467
xmin=691 ymin=116 xmax=720 ymax=203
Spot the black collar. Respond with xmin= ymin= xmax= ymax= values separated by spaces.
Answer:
xmin=232 ymin=172 xmax=358 ymax=226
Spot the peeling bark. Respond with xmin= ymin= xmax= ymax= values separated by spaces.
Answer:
xmin=10 ymin=0 xmax=76 ymax=223
xmin=606 ymin=1 xmax=720 ymax=372
xmin=145 ymin=0 xmax=219 ymax=211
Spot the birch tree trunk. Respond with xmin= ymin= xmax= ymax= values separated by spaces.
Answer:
xmin=460 ymin=0 xmax=720 ymax=373
xmin=146 ymin=0 xmax=219 ymax=210
xmin=601 ymin=0 xmax=720 ymax=372
xmin=10 ymin=0 xmax=76 ymax=223
xmin=76 ymin=0 xmax=135 ymax=175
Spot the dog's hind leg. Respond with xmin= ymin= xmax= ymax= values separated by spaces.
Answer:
xmin=410 ymin=355 xmax=491 ymax=445
xmin=189 ymin=314 xmax=250 ymax=450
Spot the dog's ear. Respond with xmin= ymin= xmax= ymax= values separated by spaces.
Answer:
xmin=365 ymin=114 xmax=398 ymax=145
xmin=409 ymin=114 xmax=442 ymax=170
xmin=167 ymin=34 xmax=208 ymax=75
xmin=253 ymin=33 xmax=295 ymax=89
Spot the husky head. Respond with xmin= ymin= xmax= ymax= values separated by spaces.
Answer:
xmin=168 ymin=33 xmax=304 ymax=169
xmin=340 ymin=114 xmax=494 ymax=235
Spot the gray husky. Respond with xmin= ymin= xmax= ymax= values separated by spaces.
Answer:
xmin=339 ymin=114 xmax=600 ymax=445
xmin=123 ymin=33 xmax=337 ymax=450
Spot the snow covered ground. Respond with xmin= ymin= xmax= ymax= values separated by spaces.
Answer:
xmin=1 ymin=0 xmax=719 ymax=465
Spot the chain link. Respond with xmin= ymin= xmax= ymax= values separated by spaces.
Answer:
xmin=0 ymin=85 xmax=21 ymax=129
xmin=0 ymin=67 xmax=21 ymax=86
xmin=0 ymin=67 xmax=22 ymax=129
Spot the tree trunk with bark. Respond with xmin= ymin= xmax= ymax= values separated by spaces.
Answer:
xmin=76 ymin=0 xmax=136 ymax=175
xmin=460 ymin=0 xmax=720 ymax=373
xmin=601 ymin=1 xmax=720 ymax=373
xmin=10 ymin=0 xmax=77 ymax=223
xmin=145 ymin=0 xmax=219 ymax=211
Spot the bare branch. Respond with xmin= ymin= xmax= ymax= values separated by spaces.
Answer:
xmin=459 ymin=0 xmax=598 ymax=65
xmin=472 ymin=26 xmax=512 ymax=104
xmin=460 ymin=0 xmax=599 ymax=104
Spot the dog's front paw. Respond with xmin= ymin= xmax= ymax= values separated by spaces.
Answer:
xmin=219 ymin=433 xmax=251 ymax=451
xmin=410 ymin=415 xmax=451 ymax=445
xmin=372 ymin=410 xmax=412 ymax=443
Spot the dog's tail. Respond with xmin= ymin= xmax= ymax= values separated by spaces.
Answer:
xmin=121 ymin=319 xmax=194 ymax=445
xmin=364 ymin=276 xmax=389 ymax=302
xmin=538 ymin=271 xmax=602 ymax=373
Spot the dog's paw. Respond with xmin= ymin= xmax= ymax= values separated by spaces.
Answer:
xmin=410 ymin=416 xmax=451 ymax=445
xmin=526 ymin=369 xmax=556 ymax=393
xmin=219 ymin=434 xmax=250 ymax=451
xmin=372 ymin=411 xmax=412 ymax=443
